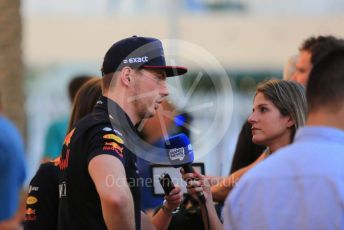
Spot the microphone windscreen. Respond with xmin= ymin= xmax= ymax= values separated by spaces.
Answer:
xmin=165 ymin=133 xmax=194 ymax=167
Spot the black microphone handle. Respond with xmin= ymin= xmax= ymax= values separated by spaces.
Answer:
xmin=182 ymin=164 xmax=206 ymax=203
xmin=182 ymin=164 xmax=194 ymax=173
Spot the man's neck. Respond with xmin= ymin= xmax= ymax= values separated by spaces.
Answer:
xmin=103 ymin=91 xmax=139 ymax=125
xmin=307 ymin=109 xmax=344 ymax=130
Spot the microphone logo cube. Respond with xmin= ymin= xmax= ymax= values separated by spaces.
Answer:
xmin=169 ymin=147 xmax=185 ymax=161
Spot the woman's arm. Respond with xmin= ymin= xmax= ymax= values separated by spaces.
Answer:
xmin=181 ymin=170 xmax=223 ymax=230
xmin=211 ymin=152 xmax=267 ymax=202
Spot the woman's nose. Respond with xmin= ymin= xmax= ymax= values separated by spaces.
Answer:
xmin=248 ymin=112 xmax=256 ymax=124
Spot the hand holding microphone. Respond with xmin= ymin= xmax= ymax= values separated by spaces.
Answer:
xmin=180 ymin=168 xmax=212 ymax=204
xmin=165 ymin=133 xmax=206 ymax=203
xmin=165 ymin=134 xmax=218 ymax=230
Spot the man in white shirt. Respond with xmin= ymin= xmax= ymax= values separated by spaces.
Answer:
xmin=224 ymin=40 xmax=344 ymax=230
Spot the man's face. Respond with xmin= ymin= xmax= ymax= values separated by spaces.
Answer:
xmin=291 ymin=50 xmax=312 ymax=86
xmin=131 ymin=68 xmax=169 ymax=120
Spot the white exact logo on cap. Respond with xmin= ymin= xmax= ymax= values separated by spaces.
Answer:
xmin=123 ymin=56 xmax=149 ymax=64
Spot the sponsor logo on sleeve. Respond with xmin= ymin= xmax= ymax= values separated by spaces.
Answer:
xmin=28 ymin=186 xmax=39 ymax=193
xmin=102 ymin=126 xmax=123 ymax=137
xmin=25 ymin=208 xmax=37 ymax=221
xmin=26 ymin=196 xmax=38 ymax=205
xmin=26 ymin=208 xmax=36 ymax=215
xmin=103 ymin=134 xmax=124 ymax=144
xmin=102 ymin=127 xmax=112 ymax=132
xmin=113 ymin=129 xmax=123 ymax=137
xmin=103 ymin=142 xmax=124 ymax=158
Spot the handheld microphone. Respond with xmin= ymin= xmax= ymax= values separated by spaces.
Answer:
xmin=165 ymin=133 xmax=205 ymax=203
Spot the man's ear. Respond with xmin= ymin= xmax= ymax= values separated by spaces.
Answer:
xmin=119 ymin=67 xmax=132 ymax=87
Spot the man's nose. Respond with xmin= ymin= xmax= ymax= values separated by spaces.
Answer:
xmin=290 ymin=72 xmax=299 ymax=82
xmin=160 ymin=83 xmax=169 ymax=97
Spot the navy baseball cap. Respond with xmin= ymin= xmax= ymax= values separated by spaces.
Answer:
xmin=101 ymin=36 xmax=187 ymax=77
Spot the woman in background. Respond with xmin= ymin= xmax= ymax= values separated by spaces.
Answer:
xmin=24 ymin=78 xmax=102 ymax=230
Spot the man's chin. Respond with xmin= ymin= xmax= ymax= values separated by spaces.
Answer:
xmin=145 ymin=109 xmax=155 ymax=118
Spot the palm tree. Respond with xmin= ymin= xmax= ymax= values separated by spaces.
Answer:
xmin=0 ymin=0 xmax=25 ymax=138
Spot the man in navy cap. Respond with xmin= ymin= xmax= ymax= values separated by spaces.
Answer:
xmin=58 ymin=36 xmax=186 ymax=230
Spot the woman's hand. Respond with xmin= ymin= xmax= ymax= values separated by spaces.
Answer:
xmin=180 ymin=168 xmax=212 ymax=204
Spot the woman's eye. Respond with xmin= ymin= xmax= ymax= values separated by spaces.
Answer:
xmin=261 ymin=107 xmax=268 ymax=112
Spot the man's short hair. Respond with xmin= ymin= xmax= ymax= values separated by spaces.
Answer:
xmin=300 ymin=36 xmax=344 ymax=65
xmin=307 ymin=45 xmax=344 ymax=112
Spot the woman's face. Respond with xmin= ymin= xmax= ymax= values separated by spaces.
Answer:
xmin=248 ymin=92 xmax=294 ymax=147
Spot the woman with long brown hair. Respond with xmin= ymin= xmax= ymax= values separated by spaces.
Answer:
xmin=24 ymin=78 xmax=102 ymax=230
xmin=182 ymin=79 xmax=307 ymax=230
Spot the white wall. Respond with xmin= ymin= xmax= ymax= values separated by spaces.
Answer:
xmin=24 ymin=15 xmax=344 ymax=70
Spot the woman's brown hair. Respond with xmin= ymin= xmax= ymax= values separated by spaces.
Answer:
xmin=256 ymin=79 xmax=307 ymax=141
xmin=67 ymin=78 xmax=102 ymax=132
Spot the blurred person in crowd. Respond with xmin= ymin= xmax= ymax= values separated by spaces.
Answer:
xmin=182 ymin=79 xmax=307 ymax=230
xmin=0 ymin=92 xmax=26 ymax=229
xmin=42 ymin=75 xmax=93 ymax=160
xmin=24 ymin=78 xmax=102 ymax=230
xmin=292 ymin=35 xmax=344 ymax=85
xmin=228 ymin=35 xmax=343 ymax=186
xmin=224 ymin=38 xmax=344 ymax=230
xmin=58 ymin=36 xmax=185 ymax=230
xmin=283 ymin=54 xmax=298 ymax=80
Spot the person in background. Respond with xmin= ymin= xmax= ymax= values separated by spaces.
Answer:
xmin=292 ymin=35 xmax=343 ymax=85
xmin=182 ymin=79 xmax=307 ymax=230
xmin=0 ymin=92 xmax=26 ymax=229
xmin=42 ymin=75 xmax=93 ymax=160
xmin=24 ymin=78 xmax=102 ymax=230
xmin=283 ymin=54 xmax=298 ymax=81
xmin=224 ymin=38 xmax=344 ymax=230
xmin=229 ymin=35 xmax=343 ymax=182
